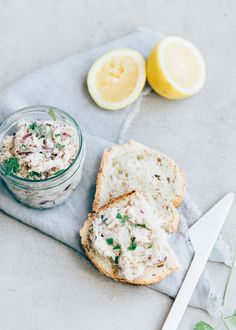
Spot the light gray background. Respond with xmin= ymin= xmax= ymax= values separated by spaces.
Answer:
xmin=0 ymin=1 xmax=236 ymax=329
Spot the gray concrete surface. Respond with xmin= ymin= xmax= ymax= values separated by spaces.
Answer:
xmin=0 ymin=1 xmax=236 ymax=329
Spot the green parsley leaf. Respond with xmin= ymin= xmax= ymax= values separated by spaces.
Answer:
xmin=113 ymin=244 xmax=120 ymax=250
xmin=4 ymin=157 xmax=20 ymax=175
xmin=121 ymin=214 xmax=129 ymax=225
xmin=147 ymin=244 xmax=153 ymax=249
xmin=29 ymin=122 xmax=43 ymax=135
xmin=193 ymin=321 xmax=215 ymax=330
xmin=28 ymin=171 xmax=42 ymax=178
xmin=55 ymin=143 xmax=65 ymax=151
xmin=54 ymin=169 xmax=65 ymax=176
xmin=230 ymin=309 xmax=236 ymax=326
xmin=106 ymin=238 xmax=113 ymax=245
xmin=114 ymin=256 xmax=119 ymax=264
xmin=128 ymin=237 xmax=137 ymax=251
xmin=55 ymin=133 xmax=61 ymax=137
xmin=48 ymin=108 xmax=57 ymax=121
xmin=116 ymin=212 xmax=129 ymax=225
xmin=29 ymin=122 xmax=37 ymax=131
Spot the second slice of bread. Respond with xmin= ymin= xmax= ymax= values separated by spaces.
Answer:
xmin=93 ymin=140 xmax=185 ymax=232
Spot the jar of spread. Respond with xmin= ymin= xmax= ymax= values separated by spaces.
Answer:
xmin=0 ymin=105 xmax=85 ymax=208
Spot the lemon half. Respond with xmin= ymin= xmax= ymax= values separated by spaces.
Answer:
xmin=87 ymin=49 xmax=146 ymax=110
xmin=147 ymin=36 xmax=206 ymax=99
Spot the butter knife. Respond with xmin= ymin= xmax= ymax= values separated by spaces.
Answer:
xmin=162 ymin=192 xmax=235 ymax=330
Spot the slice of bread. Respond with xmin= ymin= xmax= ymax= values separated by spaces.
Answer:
xmin=93 ymin=140 xmax=185 ymax=232
xmin=80 ymin=191 xmax=179 ymax=285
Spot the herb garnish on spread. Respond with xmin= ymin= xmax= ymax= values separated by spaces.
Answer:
xmin=91 ymin=204 xmax=169 ymax=281
xmin=0 ymin=118 xmax=78 ymax=180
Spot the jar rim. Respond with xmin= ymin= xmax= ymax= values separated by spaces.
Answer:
xmin=0 ymin=105 xmax=84 ymax=184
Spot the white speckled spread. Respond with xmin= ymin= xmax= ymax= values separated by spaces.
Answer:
xmin=0 ymin=120 xmax=78 ymax=179
xmin=91 ymin=194 xmax=175 ymax=281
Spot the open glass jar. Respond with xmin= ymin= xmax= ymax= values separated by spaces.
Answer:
xmin=0 ymin=105 xmax=85 ymax=209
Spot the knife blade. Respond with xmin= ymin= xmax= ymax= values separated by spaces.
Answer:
xmin=161 ymin=192 xmax=235 ymax=330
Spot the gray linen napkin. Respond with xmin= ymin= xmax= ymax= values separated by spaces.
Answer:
xmin=0 ymin=28 xmax=232 ymax=315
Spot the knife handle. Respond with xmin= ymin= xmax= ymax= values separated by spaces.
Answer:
xmin=161 ymin=254 xmax=205 ymax=330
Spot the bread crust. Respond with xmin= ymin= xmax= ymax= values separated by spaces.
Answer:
xmin=93 ymin=145 xmax=112 ymax=211
xmin=81 ymin=191 xmax=179 ymax=285
xmin=93 ymin=140 xmax=185 ymax=214
xmin=164 ymin=204 xmax=179 ymax=232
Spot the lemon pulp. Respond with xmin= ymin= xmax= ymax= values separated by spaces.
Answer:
xmin=96 ymin=56 xmax=139 ymax=103
xmin=87 ymin=49 xmax=146 ymax=110
xmin=163 ymin=41 xmax=204 ymax=89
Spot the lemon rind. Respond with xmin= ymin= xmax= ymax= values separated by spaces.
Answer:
xmin=147 ymin=36 xmax=205 ymax=99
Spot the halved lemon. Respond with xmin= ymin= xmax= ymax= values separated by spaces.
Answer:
xmin=87 ymin=49 xmax=146 ymax=110
xmin=147 ymin=36 xmax=206 ymax=99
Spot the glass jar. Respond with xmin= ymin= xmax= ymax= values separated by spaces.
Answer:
xmin=0 ymin=105 xmax=85 ymax=209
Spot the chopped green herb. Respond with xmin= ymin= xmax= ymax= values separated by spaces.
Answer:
xmin=114 ymin=256 xmax=119 ymax=264
xmin=147 ymin=244 xmax=153 ymax=249
xmin=106 ymin=238 xmax=113 ymax=245
xmin=54 ymin=169 xmax=65 ymax=176
xmin=121 ymin=214 xmax=129 ymax=225
xmin=28 ymin=171 xmax=42 ymax=178
xmin=128 ymin=237 xmax=137 ymax=251
xmin=20 ymin=144 xmax=27 ymax=149
xmin=101 ymin=215 xmax=108 ymax=222
xmin=116 ymin=212 xmax=129 ymax=225
xmin=29 ymin=122 xmax=43 ymax=135
xmin=39 ymin=135 xmax=45 ymax=139
xmin=48 ymin=108 xmax=57 ymax=121
xmin=4 ymin=157 xmax=20 ymax=175
xmin=55 ymin=143 xmax=65 ymax=151
xmin=135 ymin=223 xmax=148 ymax=229
xmin=55 ymin=133 xmax=61 ymax=137
xmin=113 ymin=244 xmax=121 ymax=250
xmin=29 ymin=122 xmax=37 ymax=131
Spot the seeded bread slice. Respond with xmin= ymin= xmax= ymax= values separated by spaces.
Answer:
xmin=93 ymin=140 xmax=185 ymax=232
xmin=80 ymin=191 xmax=179 ymax=285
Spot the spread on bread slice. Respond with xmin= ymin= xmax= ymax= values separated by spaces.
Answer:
xmin=93 ymin=140 xmax=185 ymax=232
xmin=80 ymin=191 xmax=179 ymax=285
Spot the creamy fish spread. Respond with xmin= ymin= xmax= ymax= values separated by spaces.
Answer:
xmin=90 ymin=196 xmax=169 ymax=281
xmin=0 ymin=120 xmax=78 ymax=179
